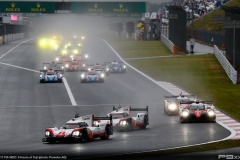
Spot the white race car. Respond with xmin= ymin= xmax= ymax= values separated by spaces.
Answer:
xmin=107 ymin=106 xmax=149 ymax=131
xmin=42 ymin=114 xmax=113 ymax=143
xmin=164 ymin=93 xmax=195 ymax=115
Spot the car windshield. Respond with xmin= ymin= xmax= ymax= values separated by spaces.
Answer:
xmin=189 ymin=104 xmax=205 ymax=110
xmin=64 ymin=123 xmax=79 ymax=129
xmin=88 ymin=72 xmax=97 ymax=75
xmin=46 ymin=72 xmax=56 ymax=75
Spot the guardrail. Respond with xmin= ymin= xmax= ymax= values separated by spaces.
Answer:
xmin=3 ymin=33 xmax=24 ymax=43
xmin=214 ymin=45 xmax=238 ymax=84
xmin=161 ymin=34 xmax=174 ymax=53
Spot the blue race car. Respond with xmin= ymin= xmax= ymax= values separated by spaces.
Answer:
xmin=39 ymin=69 xmax=63 ymax=83
xmin=104 ymin=61 xmax=126 ymax=73
xmin=80 ymin=69 xmax=105 ymax=83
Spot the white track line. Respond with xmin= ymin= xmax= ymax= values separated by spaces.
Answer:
xmin=0 ymin=38 xmax=35 ymax=60
xmin=0 ymin=39 xmax=77 ymax=106
xmin=0 ymin=62 xmax=41 ymax=73
xmin=62 ymin=77 xmax=77 ymax=106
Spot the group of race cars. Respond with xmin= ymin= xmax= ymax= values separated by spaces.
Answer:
xmin=39 ymin=35 xmax=127 ymax=83
xmin=40 ymin=36 xmax=216 ymax=144
xmin=42 ymin=105 xmax=149 ymax=143
xmin=164 ymin=93 xmax=216 ymax=123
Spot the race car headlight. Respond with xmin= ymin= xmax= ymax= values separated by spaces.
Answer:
xmin=65 ymin=64 xmax=69 ymax=68
xmin=72 ymin=131 xmax=81 ymax=137
xmin=51 ymin=41 xmax=55 ymax=45
xmin=41 ymin=41 xmax=45 ymax=45
xmin=73 ymin=49 xmax=78 ymax=54
xmin=101 ymin=74 xmax=104 ymax=78
xmin=68 ymin=43 xmax=71 ymax=46
xmin=62 ymin=50 xmax=67 ymax=54
xmin=45 ymin=131 xmax=50 ymax=137
xmin=56 ymin=58 xmax=59 ymax=61
xmin=78 ymin=43 xmax=81 ymax=46
xmin=40 ymin=74 xmax=43 ymax=78
xmin=83 ymin=64 xmax=85 ymax=67
xmin=70 ymin=55 xmax=73 ymax=58
xmin=81 ymin=74 xmax=85 ymax=78
xmin=94 ymin=121 xmax=99 ymax=126
xmin=88 ymin=68 xmax=91 ymax=71
xmin=120 ymin=121 xmax=127 ymax=126
xmin=182 ymin=110 xmax=189 ymax=117
xmin=81 ymin=36 xmax=84 ymax=40
xmin=106 ymin=68 xmax=109 ymax=71
xmin=85 ymin=55 xmax=88 ymax=58
xmin=61 ymin=66 xmax=64 ymax=69
xmin=123 ymin=65 xmax=126 ymax=69
xmin=59 ymin=74 xmax=62 ymax=77
xmin=208 ymin=110 xmax=215 ymax=116
xmin=44 ymin=66 xmax=47 ymax=70
xmin=169 ymin=103 xmax=177 ymax=110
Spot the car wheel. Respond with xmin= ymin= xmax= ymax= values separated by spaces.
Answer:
xmin=81 ymin=129 xmax=88 ymax=142
xmin=40 ymin=80 xmax=44 ymax=83
xmin=141 ymin=116 xmax=147 ymax=129
xmin=100 ymin=126 xmax=110 ymax=140
xmin=58 ymin=79 xmax=63 ymax=83
xmin=101 ymin=79 xmax=104 ymax=83
xmin=48 ymin=140 xmax=56 ymax=144
xmin=180 ymin=118 xmax=185 ymax=123
xmin=127 ymin=119 xmax=133 ymax=131
xmin=81 ymin=80 xmax=85 ymax=83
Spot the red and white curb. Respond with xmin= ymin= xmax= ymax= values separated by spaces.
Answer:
xmin=157 ymin=81 xmax=240 ymax=140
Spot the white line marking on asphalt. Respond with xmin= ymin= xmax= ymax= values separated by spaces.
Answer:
xmin=0 ymin=39 xmax=77 ymax=106
xmin=62 ymin=77 xmax=77 ymax=106
xmin=0 ymin=38 xmax=35 ymax=60
xmin=0 ymin=62 xmax=41 ymax=73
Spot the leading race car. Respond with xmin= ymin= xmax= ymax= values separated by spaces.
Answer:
xmin=80 ymin=69 xmax=105 ymax=83
xmin=104 ymin=61 xmax=126 ymax=73
xmin=64 ymin=60 xmax=86 ymax=72
xmin=86 ymin=63 xmax=109 ymax=76
xmin=39 ymin=69 xmax=63 ymax=83
xmin=107 ymin=106 xmax=149 ymax=131
xmin=42 ymin=114 xmax=113 ymax=143
xmin=179 ymin=100 xmax=216 ymax=123
xmin=164 ymin=93 xmax=195 ymax=115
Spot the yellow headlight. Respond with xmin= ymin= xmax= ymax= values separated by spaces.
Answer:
xmin=81 ymin=36 xmax=84 ymax=40
xmin=62 ymin=50 xmax=67 ymax=54
xmin=73 ymin=50 xmax=78 ymax=54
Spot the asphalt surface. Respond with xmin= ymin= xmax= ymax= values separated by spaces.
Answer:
xmin=0 ymin=37 xmax=230 ymax=159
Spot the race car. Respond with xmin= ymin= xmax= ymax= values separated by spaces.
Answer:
xmin=80 ymin=69 xmax=105 ymax=83
xmin=42 ymin=114 xmax=113 ymax=143
xmin=164 ymin=93 xmax=195 ymax=115
xmin=55 ymin=54 xmax=72 ymax=63
xmin=64 ymin=60 xmax=86 ymax=72
xmin=104 ymin=61 xmax=126 ymax=73
xmin=38 ymin=38 xmax=57 ymax=49
xmin=179 ymin=100 xmax=216 ymax=123
xmin=86 ymin=63 xmax=109 ymax=76
xmin=43 ymin=62 xmax=64 ymax=70
xmin=107 ymin=106 xmax=149 ymax=131
xmin=39 ymin=69 xmax=63 ymax=83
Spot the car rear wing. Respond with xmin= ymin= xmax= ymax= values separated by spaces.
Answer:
xmin=93 ymin=115 xmax=113 ymax=128
xmin=164 ymin=94 xmax=195 ymax=98
xmin=130 ymin=106 xmax=148 ymax=114
xmin=180 ymin=101 xmax=213 ymax=105
xmin=40 ymin=69 xmax=64 ymax=74
xmin=104 ymin=62 xmax=124 ymax=64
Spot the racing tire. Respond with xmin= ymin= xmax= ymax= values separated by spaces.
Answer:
xmin=180 ymin=119 xmax=185 ymax=123
xmin=40 ymin=80 xmax=44 ymax=83
xmin=101 ymin=79 xmax=104 ymax=83
xmin=127 ymin=119 xmax=133 ymax=131
xmin=58 ymin=79 xmax=63 ymax=83
xmin=141 ymin=116 xmax=148 ymax=129
xmin=100 ymin=126 xmax=110 ymax=140
xmin=48 ymin=140 xmax=56 ymax=144
xmin=81 ymin=80 xmax=85 ymax=83
xmin=81 ymin=129 xmax=89 ymax=142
